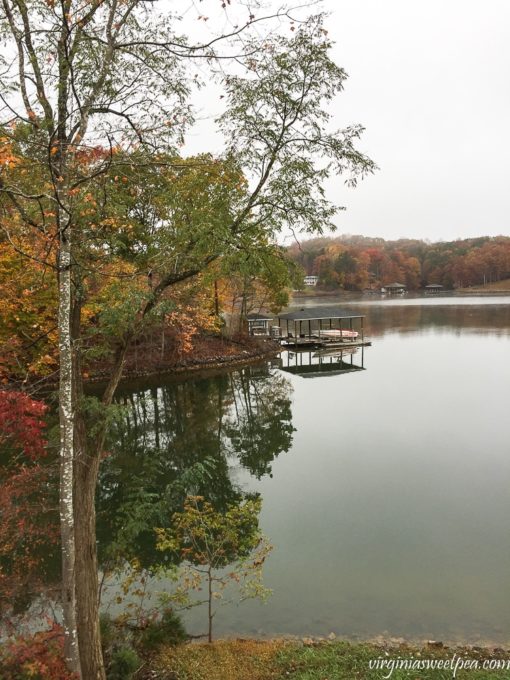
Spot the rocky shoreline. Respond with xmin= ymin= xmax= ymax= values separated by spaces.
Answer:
xmin=84 ymin=335 xmax=282 ymax=393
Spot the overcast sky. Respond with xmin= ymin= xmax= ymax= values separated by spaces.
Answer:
xmin=186 ymin=0 xmax=510 ymax=243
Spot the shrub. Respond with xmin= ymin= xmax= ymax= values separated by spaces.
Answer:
xmin=100 ymin=612 xmax=119 ymax=654
xmin=107 ymin=646 xmax=141 ymax=680
xmin=0 ymin=624 xmax=72 ymax=680
xmin=137 ymin=609 xmax=187 ymax=653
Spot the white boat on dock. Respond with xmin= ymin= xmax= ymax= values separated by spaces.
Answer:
xmin=318 ymin=329 xmax=359 ymax=340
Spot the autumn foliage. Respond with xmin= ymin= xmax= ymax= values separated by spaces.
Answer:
xmin=289 ymin=234 xmax=510 ymax=290
xmin=0 ymin=623 xmax=73 ymax=680
xmin=0 ymin=389 xmax=48 ymax=459
xmin=0 ymin=391 xmax=58 ymax=621
xmin=0 ymin=241 xmax=59 ymax=381
xmin=0 ymin=144 xmax=273 ymax=385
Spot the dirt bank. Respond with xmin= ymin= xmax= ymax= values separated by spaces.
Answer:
xmin=84 ymin=334 xmax=282 ymax=392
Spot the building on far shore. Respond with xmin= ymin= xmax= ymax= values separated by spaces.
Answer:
xmin=303 ymin=275 xmax=319 ymax=287
xmin=424 ymin=284 xmax=444 ymax=294
xmin=381 ymin=282 xmax=407 ymax=294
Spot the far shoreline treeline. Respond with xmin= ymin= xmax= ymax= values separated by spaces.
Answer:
xmin=286 ymin=234 xmax=510 ymax=291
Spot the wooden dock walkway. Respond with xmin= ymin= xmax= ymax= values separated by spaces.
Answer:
xmin=279 ymin=337 xmax=372 ymax=350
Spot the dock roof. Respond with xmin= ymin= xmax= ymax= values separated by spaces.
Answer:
xmin=247 ymin=312 xmax=274 ymax=321
xmin=277 ymin=306 xmax=364 ymax=321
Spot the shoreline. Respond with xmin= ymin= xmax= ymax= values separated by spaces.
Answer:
xmin=28 ymin=335 xmax=282 ymax=395
xmin=86 ymin=339 xmax=282 ymax=393
xmin=184 ymin=631 xmax=510 ymax=649
xmin=292 ymin=288 xmax=510 ymax=297
xmin=179 ymin=634 xmax=510 ymax=651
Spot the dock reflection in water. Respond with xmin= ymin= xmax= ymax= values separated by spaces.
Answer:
xmin=279 ymin=347 xmax=366 ymax=378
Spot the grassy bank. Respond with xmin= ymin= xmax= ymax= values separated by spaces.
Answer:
xmin=457 ymin=278 xmax=510 ymax=293
xmin=150 ymin=639 xmax=510 ymax=680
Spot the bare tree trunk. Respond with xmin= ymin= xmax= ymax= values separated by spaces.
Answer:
xmin=72 ymin=298 xmax=107 ymax=680
xmin=208 ymin=566 xmax=213 ymax=643
xmin=58 ymin=232 xmax=81 ymax=677
xmin=214 ymin=280 xmax=220 ymax=317
xmin=74 ymin=426 xmax=106 ymax=680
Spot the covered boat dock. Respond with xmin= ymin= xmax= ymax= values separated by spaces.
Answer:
xmin=424 ymin=284 xmax=444 ymax=294
xmin=277 ymin=306 xmax=370 ymax=349
xmin=247 ymin=312 xmax=275 ymax=336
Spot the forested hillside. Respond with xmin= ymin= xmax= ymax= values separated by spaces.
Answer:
xmin=287 ymin=235 xmax=510 ymax=290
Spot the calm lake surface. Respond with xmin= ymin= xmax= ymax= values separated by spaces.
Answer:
xmin=109 ymin=295 xmax=510 ymax=644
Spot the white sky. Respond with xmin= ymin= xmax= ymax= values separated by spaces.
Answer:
xmin=322 ymin=0 xmax=510 ymax=242
xmin=185 ymin=0 xmax=510 ymax=242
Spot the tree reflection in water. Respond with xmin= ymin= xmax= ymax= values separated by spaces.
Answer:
xmin=96 ymin=364 xmax=294 ymax=569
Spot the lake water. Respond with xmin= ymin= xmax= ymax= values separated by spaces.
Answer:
xmin=107 ymin=295 xmax=510 ymax=644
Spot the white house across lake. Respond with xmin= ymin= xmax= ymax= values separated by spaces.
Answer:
xmin=303 ymin=275 xmax=319 ymax=286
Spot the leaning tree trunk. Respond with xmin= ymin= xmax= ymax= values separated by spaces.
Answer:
xmin=73 ymin=338 xmax=130 ymax=679
xmin=72 ymin=297 xmax=107 ymax=680
xmin=58 ymin=228 xmax=81 ymax=677
xmin=74 ymin=426 xmax=106 ymax=680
